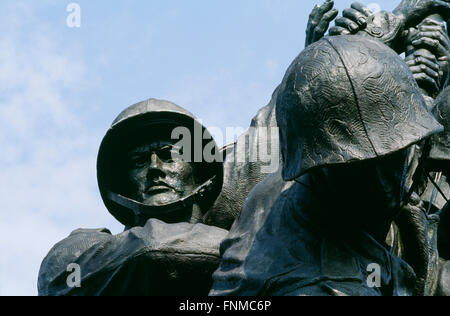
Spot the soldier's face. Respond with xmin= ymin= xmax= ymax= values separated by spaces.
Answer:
xmin=315 ymin=149 xmax=409 ymax=213
xmin=125 ymin=138 xmax=196 ymax=206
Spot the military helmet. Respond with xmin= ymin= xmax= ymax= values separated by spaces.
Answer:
xmin=429 ymin=86 xmax=450 ymax=169
xmin=276 ymin=35 xmax=443 ymax=181
xmin=97 ymin=99 xmax=223 ymax=227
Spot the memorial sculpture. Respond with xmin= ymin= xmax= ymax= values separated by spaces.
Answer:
xmin=210 ymin=35 xmax=444 ymax=296
xmin=328 ymin=1 xmax=450 ymax=295
xmin=38 ymin=0 xmax=450 ymax=296
xmin=38 ymin=100 xmax=228 ymax=295
xmin=207 ymin=0 xmax=450 ymax=231
xmin=37 ymin=2 xmax=337 ymax=296
xmin=327 ymin=1 xmax=450 ymax=295
xmin=209 ymin=0 xmax=450 ymax=296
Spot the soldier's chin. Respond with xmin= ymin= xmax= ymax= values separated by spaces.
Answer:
xmin=141 ymin=192 xmax=180 ymax=207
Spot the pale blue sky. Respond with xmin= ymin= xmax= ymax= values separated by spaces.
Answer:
xmin=0 ymin=0 xmax=396 ymax=296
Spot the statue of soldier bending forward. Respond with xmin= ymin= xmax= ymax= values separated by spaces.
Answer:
xmin=210 ymin=35 xmax=444 ymax=296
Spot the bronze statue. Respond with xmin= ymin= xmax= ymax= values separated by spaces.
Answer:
xmin=210 ymin=35 xmax=443 ymax=296
xmin=38 ymin=99 xmax=228 ymax=296
xmin=37 ymin=0 xmax=450 ymax=297
xmin=329 ymin=1 xmax=450 ymax=295
xmin=96 ymin=99 xmax=223 ymax=228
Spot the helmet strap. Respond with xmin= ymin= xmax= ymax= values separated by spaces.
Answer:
xmin=106 ymin=176 xmax=216 ymax=226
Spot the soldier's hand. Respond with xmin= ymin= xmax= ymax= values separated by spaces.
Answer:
xmin=409 ymin=18 xmax=450 ymax=87
xmin=406 ymin=49 xmax=441 ymax=95
xmin=329 ymin=2 xmax=373 ymax=36
xmin=305 ymin=0 xmax=338 ymax=47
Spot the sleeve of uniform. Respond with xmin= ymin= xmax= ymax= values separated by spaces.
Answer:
xmin=38 ymin=220 xmax=227 ymax=296
xmin=38 ymin=228 xmax=114 ymax=296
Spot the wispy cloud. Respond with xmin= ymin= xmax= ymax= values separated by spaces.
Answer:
xmin=0 ymin=2 xmax=123 ymax=296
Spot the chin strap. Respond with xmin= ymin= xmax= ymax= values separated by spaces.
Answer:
xmin=106 ymin=176 xmax=216 ymax=222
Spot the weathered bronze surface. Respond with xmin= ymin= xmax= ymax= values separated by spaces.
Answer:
xmin=210 ymin=35 xmax=443 ymax=296
xmin=39 ymin=0 xmax=450 ymax=296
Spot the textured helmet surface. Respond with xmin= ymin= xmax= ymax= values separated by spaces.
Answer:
xmin=276 ymin=35 xmax=443 ymax=181
xmin=429 ymin=86 xmax=450 ymax=163
xmin=97 ymin=99 xmax=223 ymax=226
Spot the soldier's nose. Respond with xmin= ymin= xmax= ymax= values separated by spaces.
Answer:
xmin=146 ymin=153 xmax=165 ymax=180
xmin=149 ymin=153 xmax=163 ymax=168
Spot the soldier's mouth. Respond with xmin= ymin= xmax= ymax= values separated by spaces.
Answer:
xmin=146 ymin=184 xmax=174 ymax=194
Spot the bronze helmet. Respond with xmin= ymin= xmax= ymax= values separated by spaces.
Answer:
xmin=276 ymin=35 xmax=443 ymax=181
xmin=97 ymin=99 xmax=223 ymax=227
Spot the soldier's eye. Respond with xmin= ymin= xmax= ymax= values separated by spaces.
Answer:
xmin=158 ymin=146 xmax=175 ymax=162
xmin=129 ymin=155 xmax=147 ymax=168
xmin=159 ymin=145 xmax=185 ymax=163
